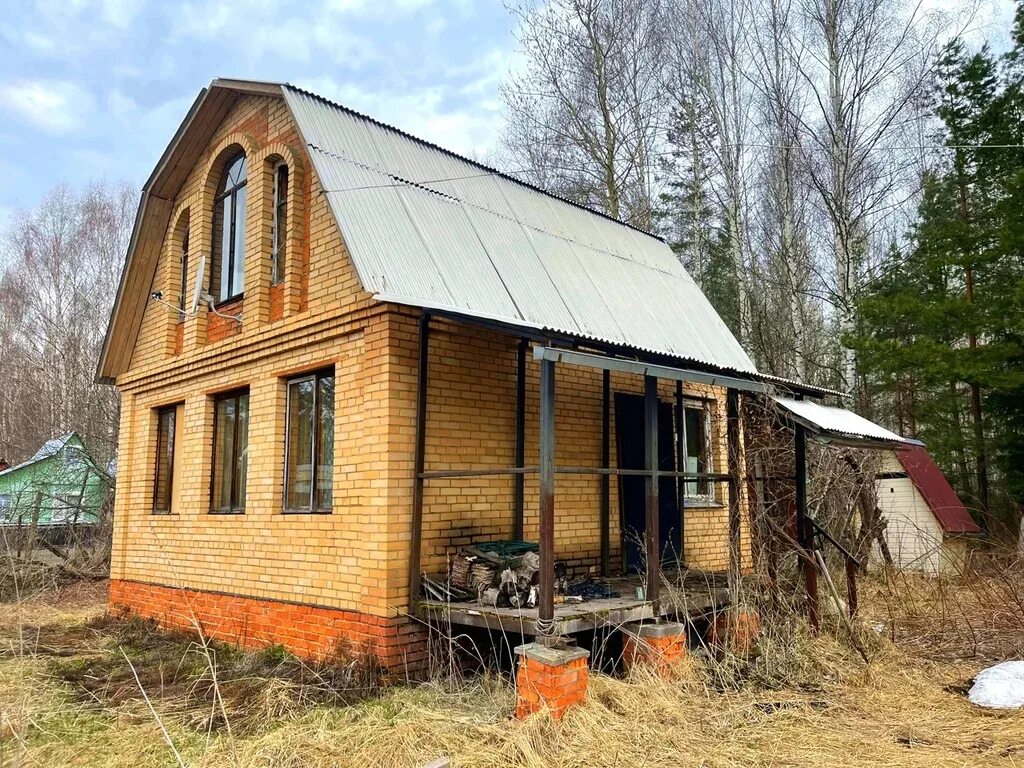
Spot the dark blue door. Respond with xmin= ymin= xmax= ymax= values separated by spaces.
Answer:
xmin=614 ymin=393 xmax=680 ymax=573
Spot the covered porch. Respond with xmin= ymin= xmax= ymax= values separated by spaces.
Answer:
xmin=405 ymin=310 xmax=804 ymax=644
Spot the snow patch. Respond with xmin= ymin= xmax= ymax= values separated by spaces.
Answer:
xmin=968 ymin=661 xmax=1024 ymax=709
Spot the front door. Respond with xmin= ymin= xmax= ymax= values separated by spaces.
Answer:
xmin=614 ymin=392 xmax=680 ymax=573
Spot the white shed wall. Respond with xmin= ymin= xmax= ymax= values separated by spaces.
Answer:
xmin=876 ymin=469 xmax=946 ymax=574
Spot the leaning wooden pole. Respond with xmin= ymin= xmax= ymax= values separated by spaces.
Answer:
xmin=538 ymin=356 xmax=556 ymax=637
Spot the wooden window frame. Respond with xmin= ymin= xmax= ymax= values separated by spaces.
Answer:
xmin=283 ymin=368 xmax=334 ymax=514
xmin=210 ymin=388 xmax=249 ymax=514
xmin=212 ymin=153 xmax=248 ymax=305
xmin=153 ymin=404 xmax=180 ymax=515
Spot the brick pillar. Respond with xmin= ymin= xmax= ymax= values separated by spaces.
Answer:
xmin=514 ymin=643 xmax=589 ymax=720
xmin=622 ymin=621 xmax=688 ymax=677
xmin=709 ymin=609 xmax=761 ymax=656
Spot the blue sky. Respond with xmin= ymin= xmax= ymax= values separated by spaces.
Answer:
xmin=0 ymin=0 xmax=517 ymax=222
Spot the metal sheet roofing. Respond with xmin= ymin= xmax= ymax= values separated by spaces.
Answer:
xmin=283 ymin=85 xmax=757 ymax=375
xmin=894 ymin=444 xmax=980 ymax=534
xmin=773 ymin=397 xmax=907 ymax=446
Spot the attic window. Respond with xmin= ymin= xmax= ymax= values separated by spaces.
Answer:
xmin=271 ymin=163 xmax=288 ymax=285
xmin=211 ymin=153 xmax=248 ymax=303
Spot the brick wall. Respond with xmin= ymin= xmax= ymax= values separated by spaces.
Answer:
xmin=112 ymin=90 xmax=752 ymax=666
xmin=108 ymin=579 xmax=426 ymax=674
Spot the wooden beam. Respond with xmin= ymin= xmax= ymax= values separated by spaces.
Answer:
xmin=675 ymin=380 xmax=685 ymax=563
xmin=644 ymin=375 xmax=660 ymax=609
xmin=514 ymin=337 xmax=527 ymax=540
xmin=538 ymin=356 xmax=556 ymax=634
xmin=726 ymin=388 xmax=742 ymax=600
xmin=408 ymin=312 xmax=430 ymax=611
xmin=600 ymin=369 xmax=610 ymax=576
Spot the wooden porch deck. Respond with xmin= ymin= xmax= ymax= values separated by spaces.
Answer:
xmin=419 ymin=569 xmax=731 ymax=635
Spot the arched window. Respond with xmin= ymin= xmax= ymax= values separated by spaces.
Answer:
xmin=271 ymin=163 xmax=288 ymax=285
xmin=212 ymin=153 xmax=248 ymax=302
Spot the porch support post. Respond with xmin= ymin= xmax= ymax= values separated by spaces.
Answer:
xmin=538 ymin=356 xmax=556 ymax=635
xmin=514 ymin=337 xmax=527 ymax=541
xmin=794 ymin=422 xmax=819 ymax=631
xmin=726 ymin=388 xmax=742 ymax=601
xmin=675 ymin=380 xmax=685 ymax=563
xmin=600 ymin=369 xmax=611 ymax=576
xmin=408 ymin=311 xmax=430 ymax=611
xmin=644 ymin=375 xmax=660 ymax=609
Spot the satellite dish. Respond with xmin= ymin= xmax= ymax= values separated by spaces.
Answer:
xmin=190 ymin=254 xmax=207 ymax=315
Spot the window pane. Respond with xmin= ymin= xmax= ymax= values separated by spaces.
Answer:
xmin=235 ymin=393 xmax=249 ymax=508
xmin=316 ymin=375 xmax=335 ymax=510
xmin=219 ymin=196 xmax=232 ymax=300
xmin=684 ymin=407 xmax=707 ymax=497
xmin=154 ymin=409 xmax=175 ymax=512
xmin=286 ymin=379 xmax=314 ymax=509
xmin=179 ymin=228 xmax=189 ymax=313
xmin=231 ymin=183 xmax=247 ymax=297
xmin=272 ymin=165 xmax=288 ymax=285
xmin=213 ymin=397 xmax=236 ymax=510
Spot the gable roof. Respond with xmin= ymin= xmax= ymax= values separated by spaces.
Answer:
xmin=0 ymin=432 xmax=83 ymax=478
xmin=894 ymin=444 xmax=980 ymax=534
xmin=99 ymin=78 xmax=789 ymax=386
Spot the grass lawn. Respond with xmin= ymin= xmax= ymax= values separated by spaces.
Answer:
xmin=0 ymin=572 xmax=1022 ymax=767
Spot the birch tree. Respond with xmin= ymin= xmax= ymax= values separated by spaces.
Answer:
xmin=501 ymin=0 xmax=666 ymax=229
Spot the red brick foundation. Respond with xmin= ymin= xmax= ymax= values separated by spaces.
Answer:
xmin=708 ymin=609 xmax=761 ymax=656
xmin=108 ymin=579 xmax=426 ymax=675
xmin=622 ymin=621 xmax=688 ymax=677
xmin=514 ymin=643 xmax=589 ymax=720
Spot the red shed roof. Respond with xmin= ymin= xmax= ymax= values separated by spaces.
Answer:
xmin=895 ymin=445 xmax=980 ymax=534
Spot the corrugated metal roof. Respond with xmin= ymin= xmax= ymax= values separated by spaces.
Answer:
xmin=894 ymin=445 xmax=980 ymax=534
xmin=283 ymin=85 xmax=757 ymax=375
xmin=773 ymin=397 xmax=907 ymax=445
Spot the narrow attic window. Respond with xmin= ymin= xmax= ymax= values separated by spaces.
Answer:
xmin=271 ymin=163 xmax=288 ymax=285
xmin=179 ymin=224 xmax=190 ymax=316
xmin=211 ymin=153 xmax=248 ymax=303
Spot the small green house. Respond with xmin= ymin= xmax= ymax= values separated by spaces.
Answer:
xmin=0 ymin=433 xmax=110 ymax=527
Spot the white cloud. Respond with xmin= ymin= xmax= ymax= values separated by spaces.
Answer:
xmin=295 ymin=76 xmax=503 ymax=159
xmin=1 ymin=80 xmax=94 ymax=134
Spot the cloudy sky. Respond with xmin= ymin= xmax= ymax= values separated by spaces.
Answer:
xmin=0 ymin=0 xmax=1016 ymax=227
xmin=0 ymin=0 xmax=517 ymax=221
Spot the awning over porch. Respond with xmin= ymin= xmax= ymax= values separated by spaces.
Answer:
xmin=772 ymin=396 xmax=908 ymax=449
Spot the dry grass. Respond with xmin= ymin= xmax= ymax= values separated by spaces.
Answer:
xmin=1 ymin=573 xmax=1023 ymax=768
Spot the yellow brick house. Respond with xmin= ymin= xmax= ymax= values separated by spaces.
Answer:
xmin=99 ymin=78 xmax=841 ymax=673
